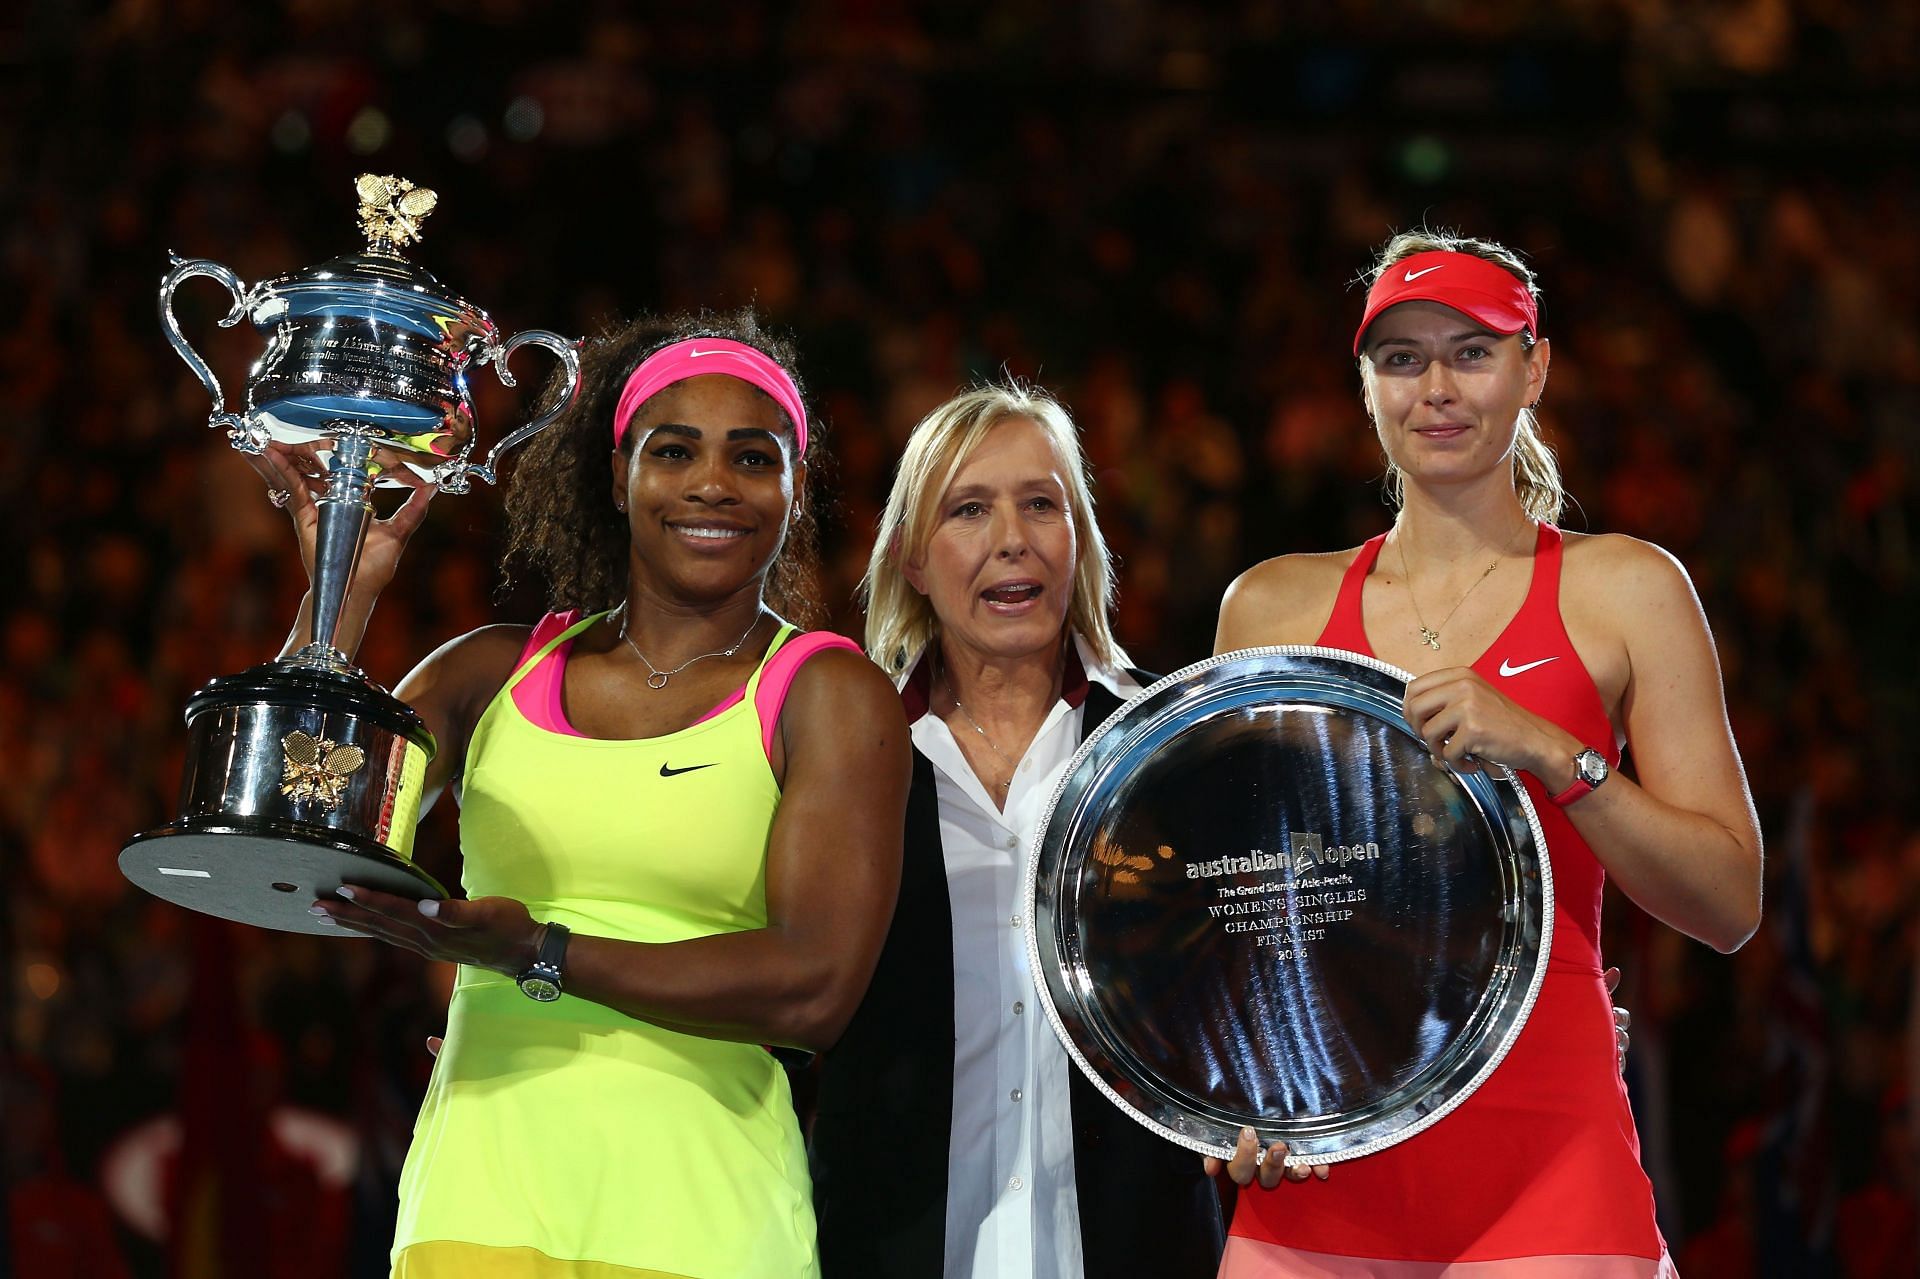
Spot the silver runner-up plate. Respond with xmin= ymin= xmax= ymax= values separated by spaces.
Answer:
xmin=1026 ymin=647 xmax=1552 ymax=1165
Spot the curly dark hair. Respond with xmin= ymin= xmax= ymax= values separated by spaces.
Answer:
xmin=500 ymin=308 xmax=825 ymax=628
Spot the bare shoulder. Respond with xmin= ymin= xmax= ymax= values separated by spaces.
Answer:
xmin=777 ymin=641 xmax=909 ymax=786
xmin=781 ymin=641 xmax=904 ymax=726
xmin=398 ymin=622 xmax=534 ymax=708
xmin=1560 ymin=531 xmax=1702 ymax=613
xmin=418 ymin=622 xmax=533 ymax=681
xmin=1229 ymin=549 xmax=1349 ymax=595
xmin=1217 ymin=548 xmax=1363 ymax=650
xmin=391 ymin=623 xmax=536 ymax=780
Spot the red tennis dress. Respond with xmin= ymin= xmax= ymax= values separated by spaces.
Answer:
xmin=1221 ymin=524 xmax=1677 ymax=1277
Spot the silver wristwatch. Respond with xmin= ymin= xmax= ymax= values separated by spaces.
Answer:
xmin=1550 ymin=747 xmax=1610 ymax=808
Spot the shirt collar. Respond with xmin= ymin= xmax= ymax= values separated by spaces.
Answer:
xmin=898 ymin=632 xmax=1121 ymax=724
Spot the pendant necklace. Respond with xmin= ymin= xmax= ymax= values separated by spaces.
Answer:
xmin=1396 ymin=523 xmax=1529 ymax=651
xmin=940 ymin=660 xmax=1020 ymax=796
xmin=615 ymin=604 xmax=764 ymax=689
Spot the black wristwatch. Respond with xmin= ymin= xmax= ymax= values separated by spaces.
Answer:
xmin=516 ymin=921 xmax=570 ymax=1002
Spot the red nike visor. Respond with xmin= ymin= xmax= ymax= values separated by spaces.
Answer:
xmin=1353 ymin=250 xmax=1539 ymax=356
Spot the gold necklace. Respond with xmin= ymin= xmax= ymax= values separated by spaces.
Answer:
xmin=1395 ymin=524 xmax=1529 ymax=651
xmin=615 ymin=604 xmax=763 ymax=689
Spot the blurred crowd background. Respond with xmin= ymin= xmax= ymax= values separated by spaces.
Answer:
xmin=5 ymin=2 xmax=1917 ymax=1275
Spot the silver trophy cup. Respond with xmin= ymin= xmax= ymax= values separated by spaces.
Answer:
xmin=120 ymin=175 xmax=581 ymax=933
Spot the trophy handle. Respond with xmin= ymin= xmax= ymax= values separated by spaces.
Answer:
xmin=432 ymin=330 xmax=582 ymax=493
xmin=158 ymin=254 xmax=268 ymax=452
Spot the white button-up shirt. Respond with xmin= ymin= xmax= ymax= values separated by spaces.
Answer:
xmin=900 ymin=635 xmax=1142 ymax=1279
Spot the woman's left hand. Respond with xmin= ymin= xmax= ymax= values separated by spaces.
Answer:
xmin=1203 ymin=1127 xmax=1330 ymax=1189
xmin=1605 ymin=966 xmax=1631 ymax=1074
xmin=312 ymin=886 xmax=541 ymax=975
xmin=1402 ymin=667 xmax=1576 ymax=780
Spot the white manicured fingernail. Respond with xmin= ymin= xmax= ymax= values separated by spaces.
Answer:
xmin=314 ymin=913 xmax=336 ymax=926
xmin=417 ymin=899 xmax=440 ymax=918
xmin=335 ymin=886 xmax=355 ymax=901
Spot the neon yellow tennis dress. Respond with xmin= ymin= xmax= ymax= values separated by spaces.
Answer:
xmin=391 ymin=612 xmax=829 ymax=1278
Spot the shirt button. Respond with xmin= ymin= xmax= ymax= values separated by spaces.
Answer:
xmin=1004 ymin=835 xmax=1018 ymax=849
xmin=1012 ymin=1000 xmax=1024 ymax=1015
xmin=1008 ymin=1176 xmax=1023 ymax=1191
xmin=1010 ymin=913 xmax=1022 ymax=929
xmin=1010 ymin=1088 xmax=1023 ymax=1102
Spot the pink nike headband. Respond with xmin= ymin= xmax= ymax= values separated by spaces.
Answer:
xmin=1353 ymin=251 xmax=1539 ymax=356
xmin=612 ymin=337 xmax=808 ymax=454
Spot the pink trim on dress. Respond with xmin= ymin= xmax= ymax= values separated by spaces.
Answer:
xmin=509 ymin=612 xmax=860 ymax=759
xmin=511 ymin=610 xmax=585 ymax=735
xmin=751 ymin=631 xmax=861 ymax=758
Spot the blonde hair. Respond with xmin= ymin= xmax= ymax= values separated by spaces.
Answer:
xmin=862 ymin=382 xmax=1129 ymax=677
xmin=1361 ymin=229 xmax=1564 ymax=525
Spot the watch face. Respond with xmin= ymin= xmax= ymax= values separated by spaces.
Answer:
xmin=518 ymin=975 xmax=561 ymax=1002
xmin=1575 ymin=750 xmax=1609 ymax=786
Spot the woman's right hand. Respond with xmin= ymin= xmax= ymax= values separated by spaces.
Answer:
xmin=253 ymin=442 xmax=437 ymax=598
xmin=1203 ymin=1126 xmax=1331 ymax=1189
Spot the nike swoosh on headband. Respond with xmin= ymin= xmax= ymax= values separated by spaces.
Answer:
xmin=1404 ymin=265 xmax=1445 ymax=281
xmin=1498 ymin=656 xmax=1558 ymax=677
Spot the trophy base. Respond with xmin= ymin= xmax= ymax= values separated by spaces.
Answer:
xmin=119 ymin=816 xmax=447 ymax=935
